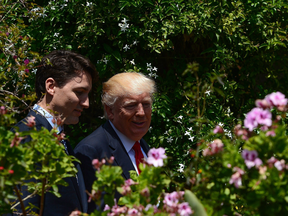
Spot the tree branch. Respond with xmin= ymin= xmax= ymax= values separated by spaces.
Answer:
xmin=13 ymin=185 xmax=27 ymax=216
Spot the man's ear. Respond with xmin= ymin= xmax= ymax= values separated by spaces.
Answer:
xmin=45 ymin=77 xmax=57 ymax=96
xmin=104 ymin=104 xmax=114 ymax=120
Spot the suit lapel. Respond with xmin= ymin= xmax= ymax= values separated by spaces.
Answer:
xmin=140 ymin=139 xmax=150 ymax=155
xmin=104 ymin=121 xmax=135 ymax=180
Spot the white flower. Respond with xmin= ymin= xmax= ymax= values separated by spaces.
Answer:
xmin=133 ymin=40 xmax=139 ymax=45
xmin=167 ymin=136 xmax=173 ymax=143
xmin=123 ymin=44 xmax=130 ymax=51
xmin=205 ymin=90 xmax=211 ymax=95
xmin=219 ymin=122 xmax=224 ymax=127
xmin=153 ymin=67 xmax=158 ymax=71
xmin=86 ymin=2 xmax=92 ymax=6
xmin=188 ymin=127 xmax=193 ymax=131
xmin=102 ymin=57 xmax=108 ymax=64
xmin=178 ymin=115 xmax=183 ymax=120
xmin=32 ymin=69 xmax=37 ymax=74
xmin=188 ymin=136 xmax=194 ymax=141
xmin=164 ymin=131 xmax=169 ymax=135
xmin=178 ymin=164 xmax=184 ymax=172
xmin=148 ymin=72 xmax=158 ymax=79
xmin=54 ymin=32 xmax=60 ymax=37
xmin=130 ymin=59 xmax=135 ymax=65
xmin=31 ymin=7 xmax=40 ymax=12
xmin=184 ymin=131 xmax=190 ymax=136
xmin=51 ymin=6 xmax=56 ymax=10
xmin=148 ymin=126 xmax=152 ymax=132
xmin=23 ymin=84 xmax=30 ymax=89
xmin=60 ymin=4 xmax=67 ymax=9
xmin=121 ymin=18 xmax=128 ymax=23
xmin=147 ymin=67 xmax=152 ymax=72
xmin=147 ymin=63 xmax=151 ymax=67
xmin=118 ymin=18 xmax=129 ymax=32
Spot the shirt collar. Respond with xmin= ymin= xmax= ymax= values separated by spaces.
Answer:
xmin=109 ymin=120 xmax=138 ymax=153
xmin=33 ymin=104 xmax=64 ymax=134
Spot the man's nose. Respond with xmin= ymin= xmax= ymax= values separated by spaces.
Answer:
xmin=81 ymin=96 xmax=89 ymax=109
xmin=136 ymin=103 xmax=145 ymax=115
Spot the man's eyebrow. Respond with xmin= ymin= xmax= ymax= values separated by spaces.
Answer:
xmin=123 ymin=100 xmax=137 ymax=105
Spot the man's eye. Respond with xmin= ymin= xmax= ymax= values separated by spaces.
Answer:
xmin=143 ymin=103 xmax=151 ymax=108
xmin=125 ymin=104 xmax=136 ymax=109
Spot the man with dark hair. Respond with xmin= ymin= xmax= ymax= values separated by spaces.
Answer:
xmin=11 ymin=50 xmax=97 ymax=215
xmin=75 ymin=72 xmax=156 ymax=213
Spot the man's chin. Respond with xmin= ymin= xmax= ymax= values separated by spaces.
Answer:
xmin=63 ymin=117 xmax=79 ymax=125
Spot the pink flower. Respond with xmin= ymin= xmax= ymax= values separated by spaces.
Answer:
xmin=9 ymin=170 xmax=14 ymax=174
xmin=213 ymin=125 xmax=224 ymax=134
xmin=147 ymin=147 xmax=167 ymax=167
xmin=25 ymin=69 xmax=29 ymax=73
xmin=125 ymin=179 xmax=137 ymax=186
xmin=266 ymin=130 xmax=276 ymax=137
xmin=10 ymin=132 xmax=24 ymax=147
xmin=0 ymin=167 xmax=4 ymax=170
xmin=127 ymin=208 xmax=138 ymax=215
xmin=244 ymin=108 xmax=272 ymax=131
xmin=24 ymin=59 xmax=30 ymax=65
xmin=92 ymin=159 xmax=101 ymax=170
xmin=229 ymin=167 xmax=244 ymax=188
xmin=267 ymin=156 xmax=278 ymax=168
xmin=265 ymin=92 xmax=287 ymax=110
xmin=108 ymin=156 xmax=114 ymax=164
xmin=120 ymin=179 xmax=138 ymax=196
xmin=241 ymin=149 xmax=262 ymax=169
xmin=0 ymin=106 xmax=7 ymax=115
xmin=140 ymin=187 xmax=150 ymax=197
xmin=163 ymin=191 xmax=183 ymax=207
xmin=13 ymin=55 xmax=17 ymax=59
xmin=202 ymin=139 xmax=224 ymax=156
xmin=255 ymin=99 xmax=271 ymax=109
xmin=274 ymin=159 xmax=286 ymax=171
xmin=234 ymin=124 xmax=249 ymax=140
xmin=103 ymin=204 xmax=110 ymax=211
xmin=26 ymin=115 xmax=36 ymax=127
xmin=178 ymin=202 xmax=193 ymax=216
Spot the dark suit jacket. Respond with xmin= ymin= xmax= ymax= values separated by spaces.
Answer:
xmin=74 ymin=121 xmax=150 ymax=213
xmin=10 ymin=110 xmax=87 ymax=216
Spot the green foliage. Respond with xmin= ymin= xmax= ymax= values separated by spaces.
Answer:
xmin=2 ymin=0 xmax=288 ymax=215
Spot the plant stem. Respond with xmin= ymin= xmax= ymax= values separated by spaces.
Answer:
xmin=11 ymin=189 xmax=38 ymax=209
xmin=39 ymin=178 xmax=46 ymax=216
xmin=13 ymin=185 xmax=27 ymax=216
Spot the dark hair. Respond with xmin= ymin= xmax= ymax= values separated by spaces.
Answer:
xmin=35 ymin=50 xmax=97 ymax=100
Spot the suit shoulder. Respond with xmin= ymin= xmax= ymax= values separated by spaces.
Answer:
xmin=12 ymin=111 xmax=49 ymax=133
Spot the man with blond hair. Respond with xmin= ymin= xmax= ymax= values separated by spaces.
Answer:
xmin=75 ymin=72 xmax=156 ymax=212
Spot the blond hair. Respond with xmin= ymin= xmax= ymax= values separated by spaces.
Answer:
xmin=102 ymin=72 xmax=156 ymax=116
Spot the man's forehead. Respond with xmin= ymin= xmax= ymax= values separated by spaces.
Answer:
xmin=121 ymin=94 xmax=152 ymax=103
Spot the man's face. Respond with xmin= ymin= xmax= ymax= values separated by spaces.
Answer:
xmin=52 ymin=71 xmax=92 ymax=125
xmin=108 ymin=92 xmax=152 ymax=141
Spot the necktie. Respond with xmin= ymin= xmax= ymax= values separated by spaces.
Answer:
xmin=132 ymin=141 xmax=144 ymax=174
xmin=61 ymin=139 xmax=69 ymax=155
